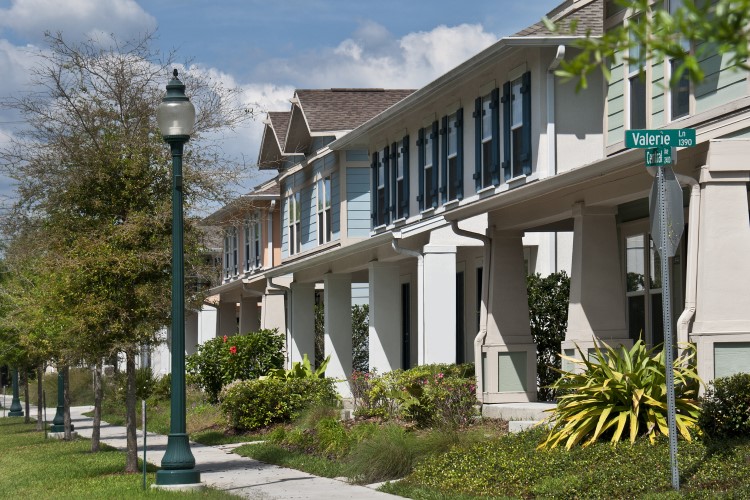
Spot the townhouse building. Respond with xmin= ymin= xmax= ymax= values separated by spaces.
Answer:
xmin=206 ymin=0 xmax=750 ymax=402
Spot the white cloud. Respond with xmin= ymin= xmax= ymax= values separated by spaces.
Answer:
xmin=0 ymin=0 xmax=156 ymax=42
xmin=254 ymin=22 xmax=497 ymax=89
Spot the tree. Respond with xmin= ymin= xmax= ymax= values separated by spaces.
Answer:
xmin=547 ymin=0 xmax=750 ymax=89
xmin=0 ymin=31 xmax=254 ymax=471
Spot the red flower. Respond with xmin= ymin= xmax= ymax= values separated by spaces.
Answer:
xmin=229 ymin=345 xmax=237 ymax=355
xmin=223 ymin=335 xmax=228 ymax=343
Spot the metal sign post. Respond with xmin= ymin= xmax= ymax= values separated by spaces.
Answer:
xmin=628 ymin=128 xmax=694 ymax=492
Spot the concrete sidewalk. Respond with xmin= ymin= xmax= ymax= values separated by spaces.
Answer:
xmin=2 ymin=397 xmax=399 ymax=499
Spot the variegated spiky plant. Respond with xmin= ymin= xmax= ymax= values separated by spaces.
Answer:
xmin=538 ymin=340 xmax=701 ymax=450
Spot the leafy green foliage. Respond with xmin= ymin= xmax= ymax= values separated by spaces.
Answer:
xmin=265 ymin=354 xmax=330 ymax=380
xmin=399 ymin=426 xmax=750 ymax=499
xmin=186 ymin=329 xmax=284 ymax=402
xmin=350 ymin=363 xmax=477 ymax=428
xmin=699 ymin=372 xmax=750 ymax=439
xmin=545 ymin=0 xmax=750 ymax=90
xmin=540 ymin=341 xmax=701 ymax=449
xmin=527 ymin=271 xmax=570 ymax=401
xmin=219 ymin=377 xmax=338 ymax=431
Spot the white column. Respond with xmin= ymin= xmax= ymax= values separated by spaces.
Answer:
xmin=239 ymin=296 xmax=260 ymax=334
xmin=422 ymin=245 xmax=457 ymax=364
xmin=185 ymin=311 xmax=199 ymax=355
xmin=480 ymin=230 xmax=536 ymax=403
xmin=324 ymin=273 xmax=352 ymax=397
xmin=198 ymin=304 xmax=217 ymax=344
xmin=261 ymin=291 xmax=287 ymax=334
xmin=217 ymin=301 xmax=237 ymax=338
xmin=368 ymin=262 xmax=401 ymax=373
xmin=692 ymin=139 xmax=750 ymax=383
xmin=290 ymin=282 xmax=316 ymax=365
xmin=564 ymin=203 xmax=629 ymax=353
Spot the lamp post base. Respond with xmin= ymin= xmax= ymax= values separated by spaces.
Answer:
xmin=49 ymin=423 xmax=73 ymax=433
xmin=155 ymin=433 xmax=200 ymax=486
xmin=8 ymin=409 xmax=24 ymax=417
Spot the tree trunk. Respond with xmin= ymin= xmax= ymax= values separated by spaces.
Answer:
xmin=22 ymin=368 xmax=30 ymax=424
xmin=63 ymin=365 xmax=72 ymax=440
xmin=91 ymin=360 xmax=103 ymax=452
xmin=125 ymin=351 xmax=138 ymax=472
xmin=36 ymin=364 xmax=43 ymax=431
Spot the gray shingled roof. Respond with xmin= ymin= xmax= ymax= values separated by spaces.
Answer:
xmin=514 ymin=0 xmax=603 ymax=37
xmin=295 ymin=88 xmax=416 ymax=133
xmin=268 ymin=111 xmax=291 ymax=150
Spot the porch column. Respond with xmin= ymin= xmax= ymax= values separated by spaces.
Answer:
xmin=422 ymin=245 xmax=457 ymax=364
xmin=563 ymin=202 xmax=629 ymax=360
xmin=480 ymin=230 xmax=536 ymax=403
xmin=216 ymin=301 xmax=237 ymax=338
xmin=261 ymin=290 xmax=286 ymax=334
xmin=324 ymin=273 xmax=352 ymax=396
xmin=185 ymin=311 xmax=199 ymax=355
xmin=239 ymin=296 xmax=260 ymax=334
xmin=290 ymin=282 xmax=316 ymax=366
xmin=692 ymin=139 xmax=750 ymax=383
xmin=368 ymin=262 xmax=401 ymax=373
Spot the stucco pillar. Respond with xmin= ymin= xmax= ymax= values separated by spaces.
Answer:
xmin=185 ymin=311 xmax=199 ymax=355
xmin=261 ymin=291 xmax=286 ymax=333
xmin=197 ymin=304 xmax=217 ymax=344
xmin=563 ymin=202 xmax=630 ymax=361
xmin=368 ymin=262 xmax=401 ymax=373
xmin=324 ymin=273 xmax=352 ymax=397
xmin=290 ymin=282 xmax=316 ymax=366
xmin=421 ymin=245 xmax=457 ymax=364
xmin=217 ymin=301 xmax=237 ymax=338
xmin=239 ymin=296 xmax=260 ymax=334
xmin=479 ymin=230 xmax=536 ymax=403
xmin=692 ymin=139 xmax=750 ymax=383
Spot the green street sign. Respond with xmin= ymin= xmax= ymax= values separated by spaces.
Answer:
xmin=625 ymin=129 xmax=696 ymax=148
xmin=645 ymin=146 xmax=674 ymax=167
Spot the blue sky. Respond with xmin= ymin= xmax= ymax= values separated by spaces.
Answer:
xmin=0 ymin=0 xmax=561 ymax=204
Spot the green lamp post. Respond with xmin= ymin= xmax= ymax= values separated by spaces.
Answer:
xmin=50 ymin=372 xmax=72 ymax=432
xmin=8 ymin=367 xmax=23 ymax=417
xmin=154 ymin=69 xmax=200 ymax=487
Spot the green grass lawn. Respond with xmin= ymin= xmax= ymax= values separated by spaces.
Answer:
xmin=0 ymin=417 xmax=234 ymax=499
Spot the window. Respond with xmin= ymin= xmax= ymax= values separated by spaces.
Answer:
xmin=288 ymin=192 xmax=301 ymax=255
xmin=668 ymin=0 xmax=691 ymax=121
xmin=625 ymin=233 xmax=664 ymax=347
xmin=628 ymin=17 xmax=647 ymax=129
xmin=317 ymin=176 xmax=332 ymax=244
xmin=391 ymin=137 xmax=409 ymax=220
xmin=371 ymin=148 xmax=390 ymax=227
xmin=223 ymin=227 xmax=238 ymax=278
xmin=474 ymin=91 xmax=498 ymax=189
xmin=501 ymin=72 xmax=532 ymax=181
xmin=442 ymin=111 xmax=463 ymax=202
xmin=244 ymin=215 xmax=262 ymax=271
xmin=417 ymin=123 xmax=439 ymax=211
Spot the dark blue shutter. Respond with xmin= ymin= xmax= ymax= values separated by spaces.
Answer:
xmin=417 ymin=128 xmax=424 ymax=211
xmin=473 ymin=97 xmax=481 ymax=191
xmin=521 ymin=71 xmax=532 ymax=176
xmin=440 ymin=115 xmax=448 ymax=205
xmin=383 ymin=145 xmax=390 ymax=225
xmin=402 ymin=135 xmax=410 ymax=218
xmin=390 ymin=141 xmax=398 ymax=220
xmin=491 ymin=87 xmax=501 ymax=186
xmin=370 ymin=151 xmax=378 ymax=227
xmin=455 ymin=108 xmax=464 ymax=200
xmin=501 ymin=81 xmax=511 ymax=182
xmin=430 ymin=121 xmax=439 ymax=208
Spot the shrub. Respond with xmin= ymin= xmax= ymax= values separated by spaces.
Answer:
xmin=152 ymin=373 xmax=171 ymax=400
xmin=315 ymin=303 xmax=369 ymax=372
xmin=527 ymin=271 xmax=570 ymax=401
xmin=699 ymin=372 xmax=750 ymax=439
xmin=265 ymin=354 xmax=330 ymax=380
xmin=219 ymin=377 xmax=338 ymax=431
xmin=346 ymin=424 xmax=420 ymax=484
xmin=186 ymin=329 xmax=284 ymax=402
xmin=539 ymin=340 xmax=701 ymax=449
xmin=350 ymin=363 xmax=477 ymax=428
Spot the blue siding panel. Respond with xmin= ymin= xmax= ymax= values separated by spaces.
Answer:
xmin=346 ymin=150 xmax=369 ymax=162
xmin=347 ymin=167 xmax=371 ymax=238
